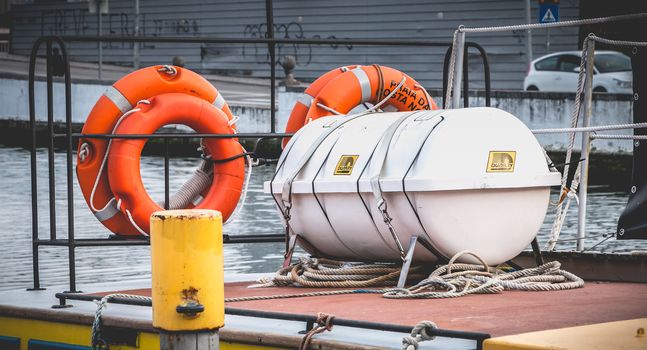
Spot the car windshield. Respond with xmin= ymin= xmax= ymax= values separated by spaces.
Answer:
xmin=595 ymin=53 xmax=632 ymax=73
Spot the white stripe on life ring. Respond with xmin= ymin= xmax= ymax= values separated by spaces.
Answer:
xmin=93 ymin=199 xmax=119 ymax=222
xmin=350 ymin=68 xmax=371 ymax=103
xmin=191 ymin=194 xmax=204 ymax=206
xmin=297 ymin=93 xmax=313 ymax=108
xmin=104 ymin=86 xmax=133 ymax=114
xmin=213 ymin=93 xmax=226 ymax=109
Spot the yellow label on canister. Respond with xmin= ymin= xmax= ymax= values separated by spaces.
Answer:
xmin=334 ymin=155 xmax=359 ymax=175
xmin=486 ymin=151 xmax=516 ymax=172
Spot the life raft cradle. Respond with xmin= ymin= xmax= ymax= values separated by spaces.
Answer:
xmin=275 ymin=76 xmax=444 ymax=288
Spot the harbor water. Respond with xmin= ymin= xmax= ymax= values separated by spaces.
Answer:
xmin=0 ymin=146 xmax=645 ymax=291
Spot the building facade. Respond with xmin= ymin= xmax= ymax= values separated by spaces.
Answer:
xmin=9 ymin=0 xmax=580 ymax=90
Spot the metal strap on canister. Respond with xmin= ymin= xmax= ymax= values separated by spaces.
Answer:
xmin=368 ymin=112 xmax=418 ymax=260
xmin=367 ymin=111 xmax=450 ymax=263
xmin=310 ymin=137 xmax=370 ymax=259
xmin=274 ymin=112 xmax=373 ymax=264
xmin=279 ymin=113 xmax=372 ymax=212
xmin=400 ymin=113 xmax=449 ymax=262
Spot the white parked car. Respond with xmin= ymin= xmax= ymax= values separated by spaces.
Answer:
xmin=523 ymin=51 xmax=632 ymax=94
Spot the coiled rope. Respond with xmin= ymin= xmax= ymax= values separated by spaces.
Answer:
xmin=247 ymin=251 xmax=584 ymax=301
xmin=250 ymin=256 xmax=427 ymax=289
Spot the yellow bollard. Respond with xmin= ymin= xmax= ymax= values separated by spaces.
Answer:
xmin=151 ymin=209 xmax=224 ymax=349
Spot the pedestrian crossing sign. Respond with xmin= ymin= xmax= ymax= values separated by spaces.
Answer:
xmin=538 ymin=0 xmax=559 ymax=23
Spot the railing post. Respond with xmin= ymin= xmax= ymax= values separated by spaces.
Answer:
xmin=450 ymin=29 xmax=466 ymax=109
xmin=28 ymin=37 xmax=46 ymax=291
xmin=577 ymin=36 xmax=596 ymax=251
xmin=265 ymin=0 xmax=276 ymax=133
xmin=152 ymin=210 xmax=224 ymax=350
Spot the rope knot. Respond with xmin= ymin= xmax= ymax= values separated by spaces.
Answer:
xmin=411 ymin=320 xmax=437 ymax=341
xmin=316 ymin=312 xmax=335 ymax=332
xmin=401 ymin=336 xmax=419 ymax=350
xmin=402 ymin=321 xmax=437 ymax=350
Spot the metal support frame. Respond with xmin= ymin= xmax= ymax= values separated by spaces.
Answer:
xmin=576 ymin=38 xmax=596 ymax=251
xmin=27 ymin=4 xmax=492 ymax=292
xmin=442 ymin=43 xmax=492 ymax=108
xmin=397 ymin=236 xmax=418 ymax=288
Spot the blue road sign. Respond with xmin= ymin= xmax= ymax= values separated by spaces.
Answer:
xmin=539 ymin=2 xmax=559 ymax=23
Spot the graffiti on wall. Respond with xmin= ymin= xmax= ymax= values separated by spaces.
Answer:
xmin=242 ymin=22 xmax=353 ymax=66
xmin=11 ymin=8 xmax=201 ymax=49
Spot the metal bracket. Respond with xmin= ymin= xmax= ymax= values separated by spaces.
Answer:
xmin=530 ymin=237 xmax=544 ymax=266
xmin=283 ymin=234 xmax=298 ymax=268
xmin=397 ymin=236 xmax=419 ymax=288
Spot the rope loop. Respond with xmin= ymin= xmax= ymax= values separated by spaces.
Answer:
xmin=157 ymin=65 xmax=177 ymax=76
xmin=299 ymin=312 xmax=336 ymax=350
xmin=78 ymin=142 xmax=91 ymax=163
xmin=91 ymin=294 xmax=152 ymax=350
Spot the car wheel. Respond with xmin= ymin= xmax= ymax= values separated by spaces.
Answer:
xmin=526 ymin=85 xmax=539 ymax=91
xmin=593 ymin=86 xmax=607 ymax=93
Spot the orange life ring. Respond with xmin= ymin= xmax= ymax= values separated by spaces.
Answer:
xmin=107 ymin=93 xmax=244 ymax=235
xmin=77 ymin=65 xmax=236 ymax=236
xmin=305 ymin=65 xmax=438 ymax=122
xmin=282 ymin=65 xmax=359 ymax=148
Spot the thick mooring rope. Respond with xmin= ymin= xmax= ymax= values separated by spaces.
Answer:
xmin=248 ymin=251 xmax=584 ymax=301
xmin=250 ymin=256 xmax=427 ymax=289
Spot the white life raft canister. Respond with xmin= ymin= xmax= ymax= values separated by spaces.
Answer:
xmin=265 ymin=107 xmax=561 ymax=264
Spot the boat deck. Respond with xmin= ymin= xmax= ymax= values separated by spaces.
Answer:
xmin=1 ymin=277 xmax=646 ymax=349
xmin=103 ymin=280 xmax=647 ymax=337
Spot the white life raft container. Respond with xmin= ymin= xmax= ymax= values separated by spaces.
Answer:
xmin=265 ymin=107 xmax=561 ymax=264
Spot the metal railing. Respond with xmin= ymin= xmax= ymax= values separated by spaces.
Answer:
xmin=53 ymin=291 xmax=490 ymax=349
xmin=27 ymin=0 xmax=492 ymax=294
xmin=443 ymin=13 xmax=647 ymax=252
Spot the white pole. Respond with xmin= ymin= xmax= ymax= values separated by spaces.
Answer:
xmin=525 ymin=0 xmax=533 ymax=66
xmin=577 ymin=38 xmax=595 ymax=251
xmin=450 ymin=30 xmax=466 ymax=109
xmin=97 ymin=0 xmax=102 ymax=80
xmin=133 ymin=0 xmax=140 ymax=69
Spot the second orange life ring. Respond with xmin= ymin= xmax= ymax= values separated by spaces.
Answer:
xmin=282 ymin=65 xmax=359 ymax=148
xmin=305 ymin=65 xmax=438 ymax=123
xmin=107 ymin=93 xmax=245 ymax=235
